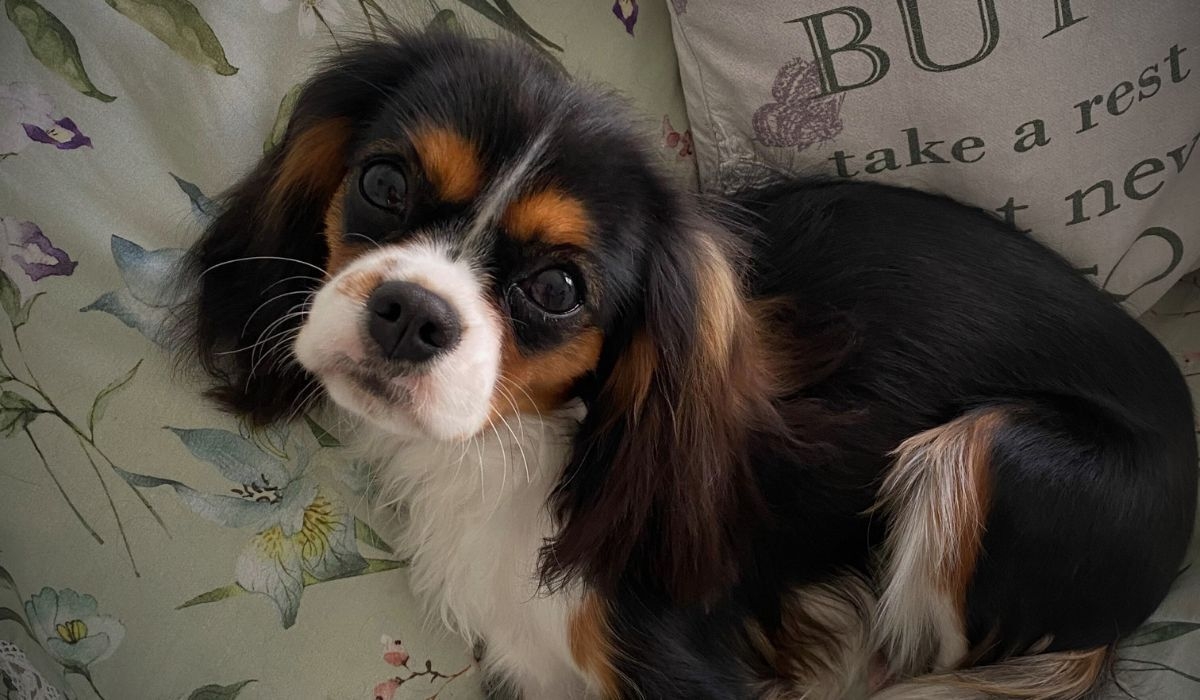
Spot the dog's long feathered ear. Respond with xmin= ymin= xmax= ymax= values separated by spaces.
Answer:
xmin=544 ymin=217 xmax=781 ymax=603
xmin=178 ymin=36 xmax=443 ymax=425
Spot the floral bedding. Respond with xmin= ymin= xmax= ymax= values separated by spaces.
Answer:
xmin=0 ymin=1 xmax=1196 ymax=699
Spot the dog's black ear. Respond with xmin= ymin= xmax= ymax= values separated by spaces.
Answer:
xmin=177 ymin=35 xmax=448 ymax=425
xmin=543 ymin=217 xmax=779 ymax=603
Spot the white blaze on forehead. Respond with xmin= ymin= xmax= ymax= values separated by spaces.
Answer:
xmin=460 ymin=124 xmax=557 ymax=256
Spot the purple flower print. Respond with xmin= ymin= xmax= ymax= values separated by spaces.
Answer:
xmin=1 ymin=218 xmax=77 ymax=297
xmin=752 ymin=56 xmax=845 ymax=152
xmin=0 ymin=82 xmax=92 ymax=155
xmin=613 ymin=0 xmax=638 ymax=35
xmin=22 ymin=118 xmax=92 ymax=150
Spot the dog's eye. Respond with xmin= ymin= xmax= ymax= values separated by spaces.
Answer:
xmin=360 ymin=161 xmax=408 ymax=213
xmin=519 ymin=268 xmax=580 ymax=314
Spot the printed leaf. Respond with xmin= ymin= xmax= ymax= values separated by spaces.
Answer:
xmin=456 ymin=0 xmax=564 ymax=67
xmin=303 ymin=414 xmax=341 ymax=447
xmin=492 ymin=0 xmax=563 ymax=51
xmin=177 ymin=583 xmax=245 ymax=609
xmin=171 ymin=173 xmax=220 ymax=224
xmin=452 ymin=0 xmax=507 ymax=28
xmin=0 ymin=269 xmax=20 ymax=324
xmin=1118 ymin=657 xmax=1200 ymax=683
xmin=428 ymin=8 xmax=459 ymax=31
xmin=103 ymin=0 xmax=238 ymax=75
xmin=326 ymin=556 xmax=407 ymax=580
xmin=355 ymin=517 xmax=394 ymax=554
xmin=179 ymin=558 xmax=405 ymax=609
xmin=13 ymin=292 xmax=44 ymax=328
xmin=109 ymin=236 xmax=188 ymax=308
xmin=5 ymin=0 xmax=116 ymax=101
xmin=88 ymin=360 xmax=142 ymax=437
xmin=1122 ymin=621 xmax=1200 ymax=648
xmin=359 ymin=0 xmax=390 ymax=21
xmin=80 ymin=235 xmax=186 ymax=344
xmin=81 ymin=288 xmax=173 ymax=345
xmin=186 ymin=680 xmax=257 ymax=700
xmin=263 ymin=83 xmax=302 ymax=154
xmin=0 ymin=390 xmax=40 ymax=437
xmin=0 ymin=563 xmax=18 ymax=595
xmin=0 ymin=605 xmax=37 ymax=640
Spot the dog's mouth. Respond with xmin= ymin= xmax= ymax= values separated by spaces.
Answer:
xmin=306 ymin=345 xmax=498 ymax=442
xmin=312 ymin=354 xmax=428 ymax=431
xmin=330 ymin=357 xmax=414 ymax=405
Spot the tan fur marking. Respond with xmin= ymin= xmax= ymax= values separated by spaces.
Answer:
xmin=745 ymin=619 xmax=780 ymax=669
xmin=323 ymin=182 xmax=382 ymax=289
xmin=568 ymin=594 xmax=620 ymax=698
xmin=335 ymin=269 xmax=384 ymax=303
xmin=947 ymin=413 xmax=998 ymax=608
xmin=887 ymin=411 xmax=999 ymax=608
xmin=757 ymin=576 xmax=876 ymax=700
xmin=874 ymin=408 xmax=1003 ymax=674
xmin=873 ymin=646 xmax=1110 ymax=700
xmin=693 ymin=234 xmax=744 ymax=373
xmin=502 ymin=189 xmax=592 ymax=248
xmin=604 ymin=331 xmax=657 ymax=423
xmin=321 ymin=181 xmax=352 ymax=276
xmin=269 ymin=118 xmax=351 ymax=207
xmin=411 ymin=126 xmax=483 ymax=203
xmin=493 ymin=328 xmax=603 ymax=416
xmin=595 ymin=231 xmax=746 ymax=428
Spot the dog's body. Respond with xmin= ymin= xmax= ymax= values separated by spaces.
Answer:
xmin=182 ymin=31 xmax=1196 ymax=699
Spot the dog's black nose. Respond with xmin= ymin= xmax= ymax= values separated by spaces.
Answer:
xmin=366 ymin=281 xmax=461 ymax=363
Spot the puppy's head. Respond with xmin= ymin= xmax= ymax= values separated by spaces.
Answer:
xmin=187 ymin=31 xmax=771 ymax=601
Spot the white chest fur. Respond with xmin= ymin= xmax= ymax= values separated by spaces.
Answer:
xmin=367 ymin=409 xmax=593 ymax=699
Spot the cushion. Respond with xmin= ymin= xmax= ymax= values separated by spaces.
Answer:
xmin=668 ymin=0 xmax=1200 ymax=314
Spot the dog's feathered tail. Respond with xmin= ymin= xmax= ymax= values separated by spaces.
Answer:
xmin=872 ymin=646 xmax=1112 ymax=699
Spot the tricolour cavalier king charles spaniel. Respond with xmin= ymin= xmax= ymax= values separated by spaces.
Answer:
xmin=180 ymin=30 xmax=1196 ymax=700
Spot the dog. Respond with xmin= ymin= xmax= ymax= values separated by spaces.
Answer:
xmin=180 ymin=30 xmax=1197 ymax=699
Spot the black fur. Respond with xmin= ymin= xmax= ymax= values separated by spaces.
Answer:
xmin=736 ymin=181 xmax=1196 ymax=662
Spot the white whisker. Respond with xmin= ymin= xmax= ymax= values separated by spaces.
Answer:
xmin=262 ymin=274 xmax=324 ymax=294
xmin=200 ymin=255 xmax=327 ymax=277
xmin=492 ymin=385 xmax=532 ymax=485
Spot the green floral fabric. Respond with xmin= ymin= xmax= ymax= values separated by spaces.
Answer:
xmin=0 ymin=1 xmax=1195 ymax=699
xmin=0 ymin=1 xmax=692 ymax=698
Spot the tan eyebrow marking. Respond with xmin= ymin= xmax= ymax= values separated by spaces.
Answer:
xmin=502 ymin=188 xmax=592 ymax=248
xmin=410 ymin=125 xmax=483 ymax=203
